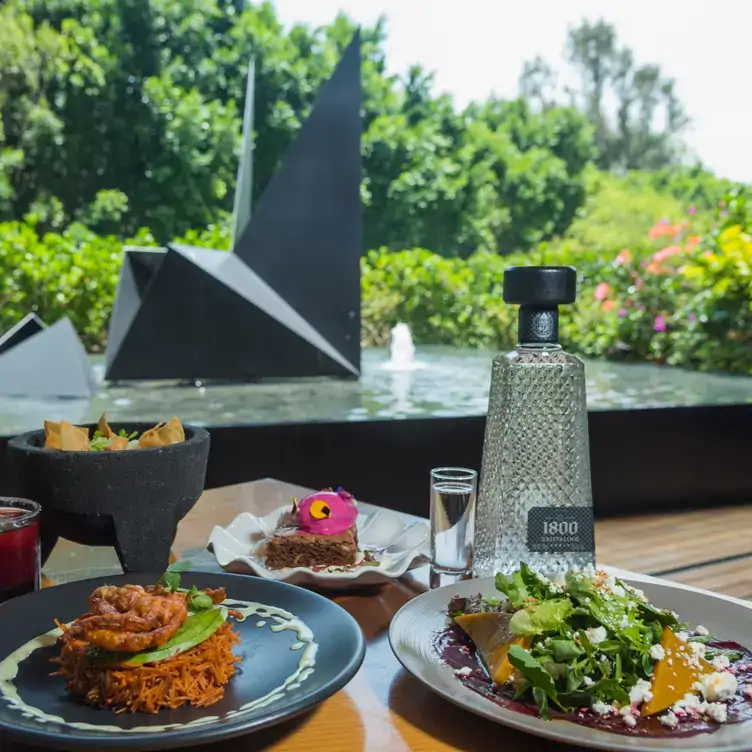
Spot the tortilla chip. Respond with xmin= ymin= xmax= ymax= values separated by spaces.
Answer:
xmin=97 ymin=412 xmax=114 ymax=438
xmin=59 ymin=421 xmax=90 ymax=451
xmin=137 ymin=421 xmax=165 ymax=447
xmin=104 ymin=435 xmax=129 ymax=451
xmin=137 ymin=418 xmax=185 ymax=448
xmin=44 ymin=420 xmax=63 ymax=449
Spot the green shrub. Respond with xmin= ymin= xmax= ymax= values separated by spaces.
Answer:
xmin=362 ymin=209 xmax=752 ymax=375
xmin=0 ymin=190 xmax=748 ymax=374
xmin=0 ymin=220 xmax=124 ymax=350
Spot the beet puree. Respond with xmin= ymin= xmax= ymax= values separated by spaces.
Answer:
xmin=436 ymin=625 xmax=752 ymax=738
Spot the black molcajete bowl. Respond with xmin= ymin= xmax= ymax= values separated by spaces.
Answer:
xmin=6 ymin=424 xmax=210 ymax=574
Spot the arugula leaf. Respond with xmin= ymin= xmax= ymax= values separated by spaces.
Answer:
xmin=157 ymin=560 xmax=193 ymax=592
xmin=495 ymin=571 xmax=529 ymax=608
xmin=532 ymin=686 xmax=550 ymax=719
xmin=510 ymin=599 xmax=573 ymax=636
xmin=507 ymin=644 xmax=557 ymax=698
xmin=550 ymin=638 xmax=583 ymax=662
xmin=187 ymin=585 xmax=213 ymax=611
xmin=637 ymin=599 xmax=678 ymax=627
xmin=593 ymin=678 xmax=630 ymax=706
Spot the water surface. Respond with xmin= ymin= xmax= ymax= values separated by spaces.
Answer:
xmin=1 ymin=347 xmax=750 ymax=436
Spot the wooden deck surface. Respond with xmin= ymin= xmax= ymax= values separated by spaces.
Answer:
xmin=596 ymin=505 xmax=752 ymax=599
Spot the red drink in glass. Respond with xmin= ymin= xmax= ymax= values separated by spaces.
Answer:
xmin=0 ymin=498 xmax=41 ymax=603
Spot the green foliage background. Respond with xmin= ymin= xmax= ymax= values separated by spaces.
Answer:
xmin=0 ymin=0 xmax=750 ymax=374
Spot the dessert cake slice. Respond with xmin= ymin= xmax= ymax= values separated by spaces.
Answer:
xmin=265 ymin=488 xmax=359 ymax=570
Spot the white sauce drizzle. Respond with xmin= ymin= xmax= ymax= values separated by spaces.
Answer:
xmin=0 ymin=599 xmax=317 ymax=734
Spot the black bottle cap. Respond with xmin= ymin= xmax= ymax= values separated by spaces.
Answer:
xmin=503 ymin=266 xmax=577 ymax=345
xmin=503 ymin=266 xmax=577 ymax=306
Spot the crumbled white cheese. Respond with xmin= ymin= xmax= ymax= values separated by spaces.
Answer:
xmin=689 ymin=641 xmax=707 ymax=658
xmin=706 ymin=702 xmax=728 ymax=724
xmin=582 ymin=564 xmax=597 ymax=579
xmin=585 ymin=626 xmax=608 ymax=645
xmin=711 ymin=654 xmax=731 ymax=671
xmin=536 ymin=572 xmax=562 ymax=595
xmin=673 ymin=693 xmax=731 ymax=724
xmin=592 ymin=700 xmax=614 ymax=715
xmin=551 ymin=572 xmax=567 ymax=588
xmin=629 ymin=679 xmax=654 ymax=706
xmin=694 ymin=671 xmax=738 ymax=702
xmin=675 ymin=631 xmax=690 ymax=642
xmin=610 ymin=583 xmax=627 ymax=598
xmin=674 ymin=693 xmax=706 ymax=713
xmin=624 ymin=584 xmax=647 ymax=602
xmin=696 ymin=625 xmax=709 ymax=636
xmin=582 ymin=676 xmax=595 ymax=687
xmin=618 ymin=614 xmax=629 ymax=629
xmin=454 ymin=666 xmax=473 ymax=677
xmin=622 ymin=714 xmax=637 ymax=727
xmin=649 ymin=644 xmax=666 ymax=661
xmin=659 ymin=711 xmax=679 ymax=729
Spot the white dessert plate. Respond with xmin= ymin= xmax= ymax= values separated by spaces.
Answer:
xmin=208 ymin=505 xmax=429 ymax=589
xmin=389 ymin=574 xmax=752 ymax=752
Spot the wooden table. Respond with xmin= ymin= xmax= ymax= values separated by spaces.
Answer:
xmin=6 ymin=479 xmax=752 ymax=752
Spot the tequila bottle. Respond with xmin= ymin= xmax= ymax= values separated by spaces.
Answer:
xmin=473 ymin=266 xmax=595 ymax=577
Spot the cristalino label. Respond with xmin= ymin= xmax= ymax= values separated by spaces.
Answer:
xmin=527 ymin=506 xmax=595 ymax=553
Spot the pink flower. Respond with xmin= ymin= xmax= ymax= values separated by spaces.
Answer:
xmin=653 ymin=245 xmax=681 ymax=263
xmin=688 ymin=312 xmax=697 ymax=323
xmin=635 ymin=278 xmax=644 ymax=289
xmin=654 ymin=315 xmax=666 ymax=332
xmin=618 ymin=308 xmax=627 ymax=317
xmin=688 ymin=205 xmax=696 ymax=215
xmin=615 ymin=249 xmax=632 ymax=265
xmin=594 ymin=282 xmax=610 ymax=301
xmin=602 ymin=299 xmax=616 ymax=311
xmin=649 ymin=223 xmax=683 ymax=239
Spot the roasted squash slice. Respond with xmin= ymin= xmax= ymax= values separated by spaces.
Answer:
xmin=454 ymin=612 xmax=532 ymax=684
xmin=642 ymin=627 xmax=714 ymax=716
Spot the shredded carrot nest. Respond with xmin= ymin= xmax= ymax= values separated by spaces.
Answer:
xmin=51 ymin=621 xmax=242 ymax=714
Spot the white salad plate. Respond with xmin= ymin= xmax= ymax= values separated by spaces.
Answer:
xmin=389 ymin=570 xmax=752 ymax=752
xmin=208 ymin=505 xmax=429 ymax=589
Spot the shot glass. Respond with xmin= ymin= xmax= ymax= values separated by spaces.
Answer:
xmin=0 ymin=498 xmax=42 ymax=603
xmin=429 ymin=467 xmax=477 ymax=589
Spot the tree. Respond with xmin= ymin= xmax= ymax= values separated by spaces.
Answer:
xmin=1 ymin=0 xmax=597 ymax=254
xmin=519 ymin=18 xmax=690 ymax=171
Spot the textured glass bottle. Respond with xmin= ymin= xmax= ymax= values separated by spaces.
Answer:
xmin=474 ymin=266 xmax=595 ymax=578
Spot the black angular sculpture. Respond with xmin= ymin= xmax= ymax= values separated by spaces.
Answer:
xmin=0 ymin=316 xmax=96 ymax=398
xmin=105 ymin=32 xmax=362 ymax=381
xmin=0 ymin=313 xmax=45 ymax=356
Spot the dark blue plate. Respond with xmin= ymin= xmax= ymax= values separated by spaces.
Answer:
xmin=0 ymin=572 xmax=365 ymax=749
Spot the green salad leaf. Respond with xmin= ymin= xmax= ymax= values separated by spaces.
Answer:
xmin=158 ymin=560 xmax=193 ymax=592
xmin=89 ymin=427 xmax=138 ymax=451
xmin=510 ymin=599 xmax=573 ymax=636
xmin=451 ymin=562 xmax=740 ymax=719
